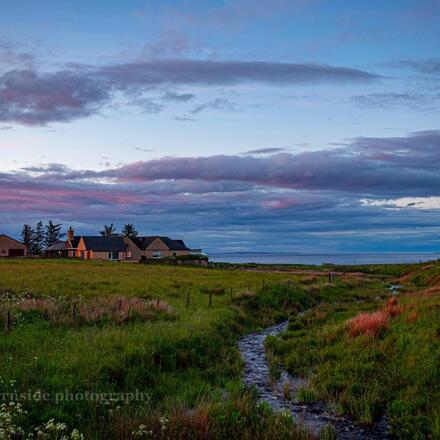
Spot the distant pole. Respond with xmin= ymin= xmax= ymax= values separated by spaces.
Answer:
xmin=209 ymin=291 xmax=212 ymax=307
xmin=186 ymin=290 xmax=190 ymax=308
xmin=230 ymin=287 xmax=233 ymax=302
xmin=328 ymin=272 xmax=331 ymax=283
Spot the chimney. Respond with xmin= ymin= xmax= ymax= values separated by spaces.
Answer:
xmin=67 ymin=227 xmax=74 ymax=242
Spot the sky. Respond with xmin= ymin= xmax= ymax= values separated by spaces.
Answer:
xmin=1 ymin=0 xmax=440 ymax=253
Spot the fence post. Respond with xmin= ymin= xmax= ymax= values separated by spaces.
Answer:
xmin=230 ymin=287 xmax=233 ymax=302
xmin=72 ymin=303 xmax=77 ymax=321
xmin=209 ymin=291 xmax=212 ymax=307
xmin=4 ymin=310 xmax=11 ymax=333
xmin=186 ymin=290 xmax=190 ymax=309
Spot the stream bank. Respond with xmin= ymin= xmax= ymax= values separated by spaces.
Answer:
xmin=238 ymin=321 xmax=388 ymax=439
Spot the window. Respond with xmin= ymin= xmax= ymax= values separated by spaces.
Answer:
xmin=108 ymin=252 xmax=119 ymax=260
xmin=127 ymin=251 xmax=132 ymax=259
xmin=153 ymin=251 xmax=163 ymax=259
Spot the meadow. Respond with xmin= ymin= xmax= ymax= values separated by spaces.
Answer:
xmin=266 ymin=262 xmax=440 ymax=439
xmin=0 ymin=259 xmax=339 ymax=439
xmin=0 ymin=259 xmax=438 ymax=439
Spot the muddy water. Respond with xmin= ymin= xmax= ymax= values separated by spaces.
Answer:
xmin=238 ymin=322 xmax=388 ymax=439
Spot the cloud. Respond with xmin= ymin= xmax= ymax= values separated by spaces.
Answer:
xmin=349 ymin=92 xmax=440 ymax=111
xmin=93 ymin=59 xmax=379 ymax=87
xmin=162 ymin=91 xmax=195 ymax=102
xmin=361 ymin=197 xmax=440 ymax=210
xmin=0 ymin=58 xmax=378 ymax=126
xmin=78 ymin=130 xmax=437 ymax=196
xmin=0 ymin=69 xmax=109 ymax=125
xmin=191 ymin=98 xmax=237 ymax=114
xmin=392 ymin=58 xmax=440 ymax=75
xmin=15 ymin=130 xmax=440 ymax=197
xmin=0 ymin=39 xmax=35 ymax=70
xmin=2 ymin=130 xmax=440 ymax=252
xmin=171 ymin=114 xmax=197 ymax=122
xmin=134 ymin=147 xmax=154 ymax=153
xmin=241 ymin=147 xmax=287 ymax=155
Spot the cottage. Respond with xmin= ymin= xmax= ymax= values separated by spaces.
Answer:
xmin=50 ymin=227 xmax=193 ymax=261
xmin=0 ymin=234 xmax=27 ymax=258
xmin=76 ymin=236 xmax=131 ymax=261
xmin=131 ymin=236 xmax=190 ymax=260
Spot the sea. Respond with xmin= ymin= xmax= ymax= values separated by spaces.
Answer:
xmin=208 ymin=253 xmax=440 ymax=266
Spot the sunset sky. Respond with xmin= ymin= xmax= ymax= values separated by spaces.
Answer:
xmin=1 ymin=0 xmax=440 ymax=253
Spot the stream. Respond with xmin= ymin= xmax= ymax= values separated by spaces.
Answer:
xmin=238 ymin=321 xmax=389 ymax=439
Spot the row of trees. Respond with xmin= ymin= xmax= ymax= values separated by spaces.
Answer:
xmin=21 ymin=221 xmax=63 ymax=255
xmin=100 ymin=223 xmax=138 ymax=238
xmin=20 ymin=222 xmax=139 ymax=255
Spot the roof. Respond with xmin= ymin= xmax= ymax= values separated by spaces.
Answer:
xmin=68 ymin=237 xmax=80 ymax=249
xmin=0 ymin=234 xmax=26 ymax=246
xmin=46 ymin=241 xmax=67 ymax=251
xmin=81 ymin=236 xmax=127 ymax=252
xmin=132 ymin=236 xmax=189 ymax=251
xmin=160 ymin=237 xmax=189 ymax=251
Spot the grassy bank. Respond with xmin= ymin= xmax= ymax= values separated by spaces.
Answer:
xmin=267 ymin=262 xmax=440 ymax=439
xmin=0 ymin=259 xmax=365 ymax=439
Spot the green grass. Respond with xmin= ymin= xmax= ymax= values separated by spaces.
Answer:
xmin=268 ymin=262 xmax=440 ymax=439
xmin=0 ymin=259 xmax=346 ymax=439
xmin=1 ymin=259 xmax=438 ymax=439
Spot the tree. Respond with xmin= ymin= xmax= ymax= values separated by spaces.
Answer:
xmin=44 ymin=220 xmax=63 ymax=248
xmin=21 ymin=224 xmax=35 ymax=253
xmin=121 ymin=223 xmax=138 ymax=238
xmin=31 ymin=221 xmax=45 ymax=255
xmin=99 ymin=224 xmax=117 ymax=237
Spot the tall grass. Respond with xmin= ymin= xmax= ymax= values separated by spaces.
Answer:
xmin=269 ymin=262 xmax=440 ymax=438
xmin=0 ymin=259 xmax=348 ymax=439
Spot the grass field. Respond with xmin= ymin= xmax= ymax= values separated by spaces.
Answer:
xmin=267 ymin=262 xmax=440 ymax=439
xmin=0 ymin=259 xmax=438 ymax=439
xmin=0 ymin=259 xmax=344 ymax=439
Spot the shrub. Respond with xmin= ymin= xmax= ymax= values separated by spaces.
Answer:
xmin=384 ymin=297 xmax=403 ymax=318
xmin=347 ymin=311 xmax=388 ymax=338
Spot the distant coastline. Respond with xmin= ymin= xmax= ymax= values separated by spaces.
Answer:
xmin=209 ymin=252 xmax=440 ymax=265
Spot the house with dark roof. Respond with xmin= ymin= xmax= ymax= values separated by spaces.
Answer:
xmin=76 ymin=236 xmax=131 ymax=260
xmin=131 ymin=236 xmax=190 ymax=260
xmin=0 ymin=234 xmax=27 ymax=258
xmin=61 ymin=227 xmax=192 ymax=261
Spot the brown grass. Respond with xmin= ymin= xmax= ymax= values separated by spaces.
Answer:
xmin=347 ymin=311 xmax=388 ymax=338
xmin=3 ymin=294 xmax=176 ymax=326
xmin=384 ymin=297 xmax=403 ymax=318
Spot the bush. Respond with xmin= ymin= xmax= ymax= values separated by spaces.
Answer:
xmin=347 ymin=311 xmax=388 ymax=338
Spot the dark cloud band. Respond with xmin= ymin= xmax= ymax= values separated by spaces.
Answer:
xmin=0 ymin=59 xmax=379 ymax=125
